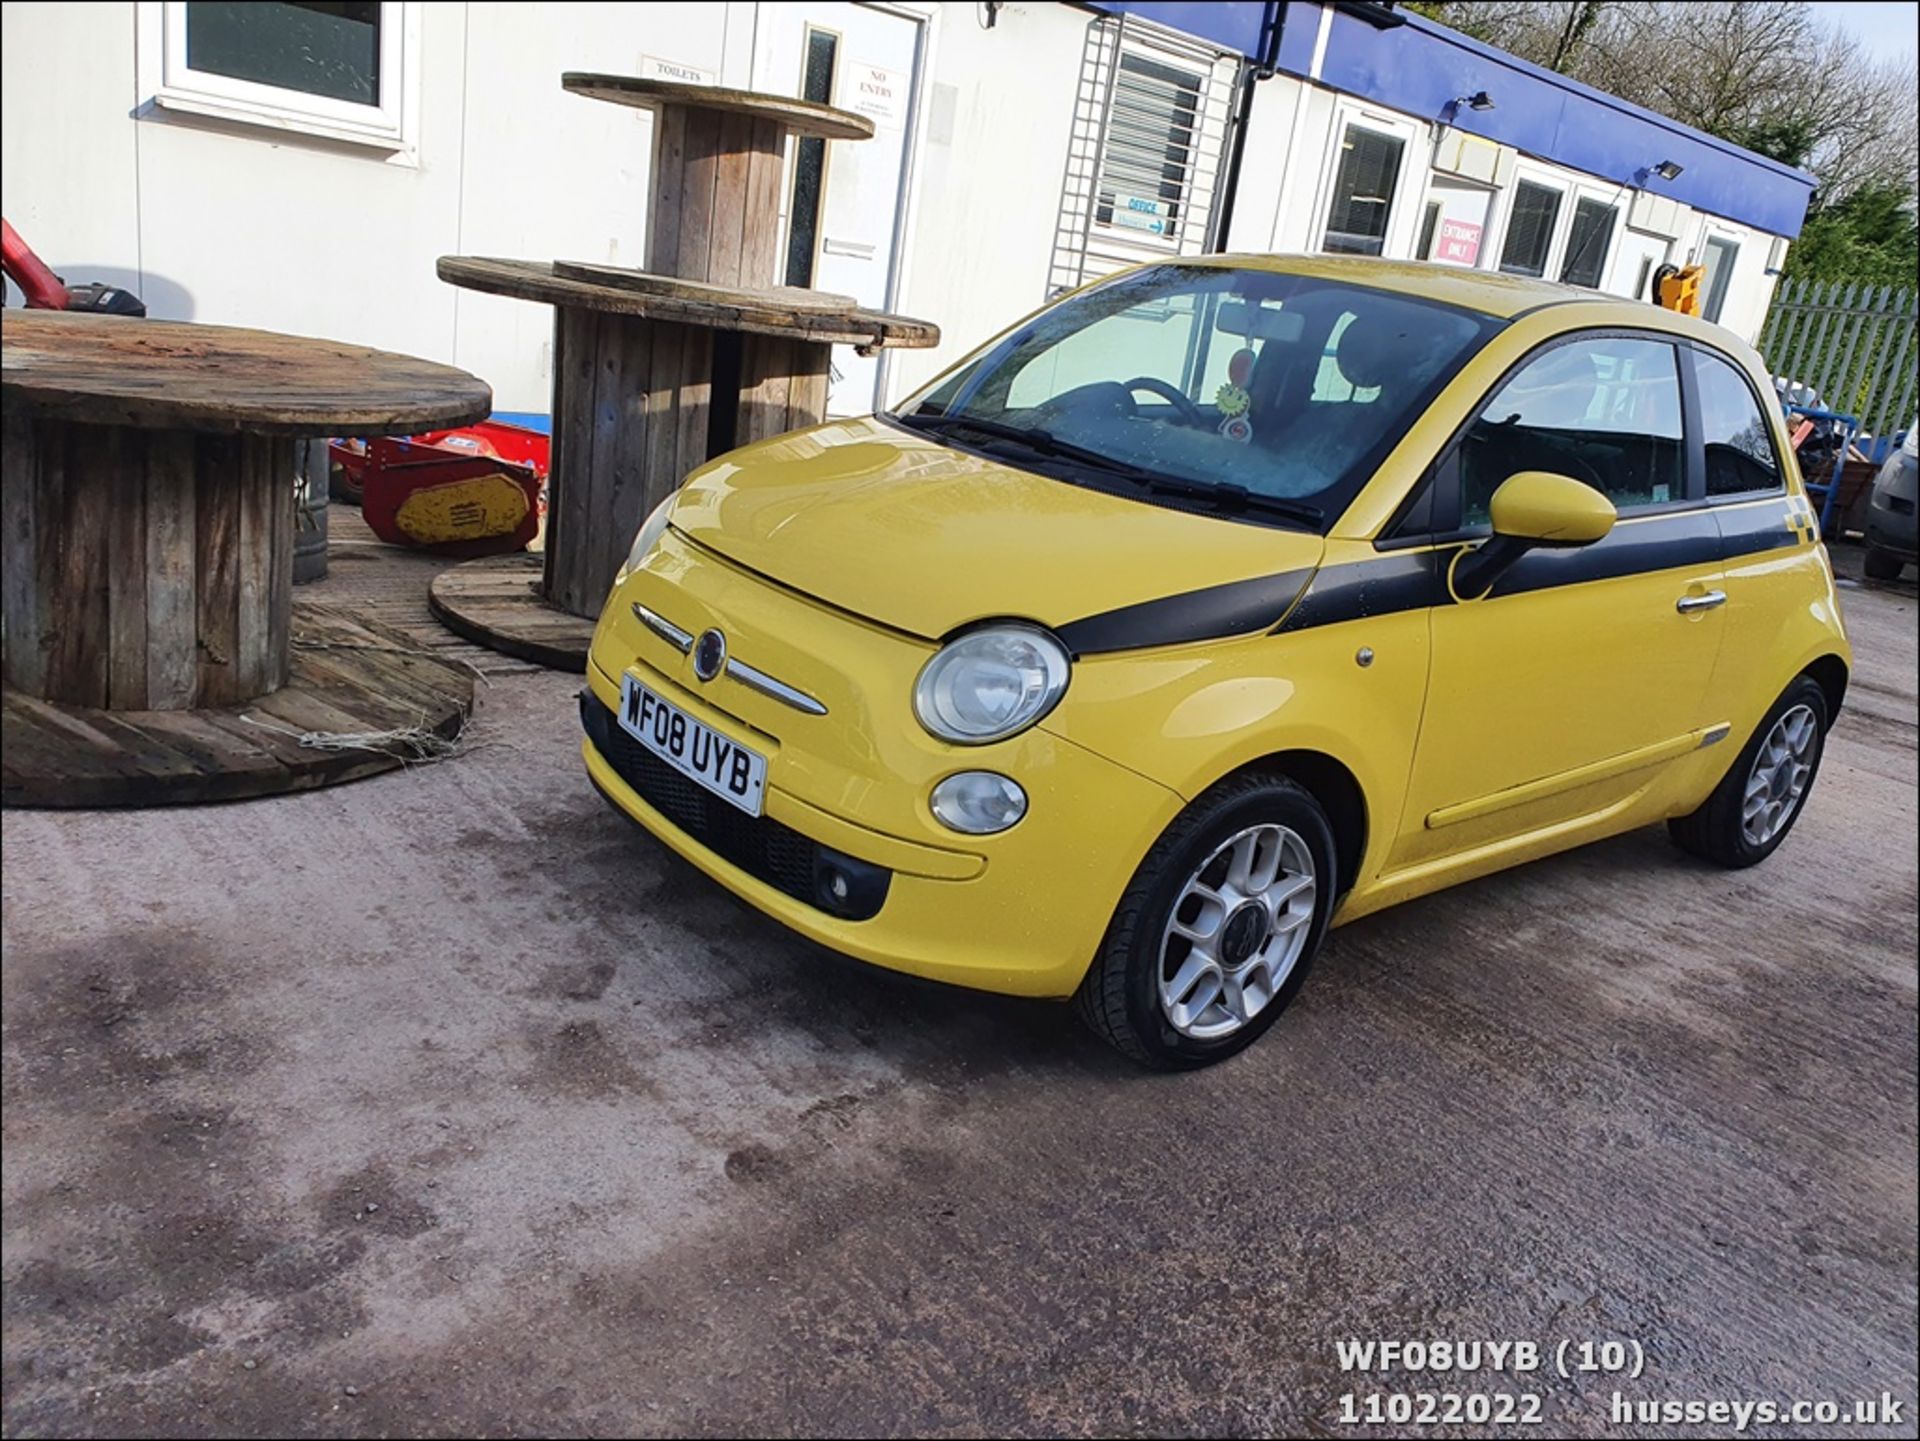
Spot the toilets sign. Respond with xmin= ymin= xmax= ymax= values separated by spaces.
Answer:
xmin=639 ymin=54 xmax=717 ymax=86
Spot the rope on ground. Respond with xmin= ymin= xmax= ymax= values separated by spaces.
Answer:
xmin=238 ymin=711 xmax=464 ymax=762
xmin=291 ymin=633 xmax=491 ymax=687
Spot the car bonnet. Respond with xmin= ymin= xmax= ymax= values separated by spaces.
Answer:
xmin=665 ymin=416 xmax=1328 ymax=646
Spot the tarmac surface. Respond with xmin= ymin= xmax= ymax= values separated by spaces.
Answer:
xmin=3 ymin=541 xmax=1915 ymax=1438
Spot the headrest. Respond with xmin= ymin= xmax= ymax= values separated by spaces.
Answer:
xmin=1335 ymin=316 xmax=1399 ymax=393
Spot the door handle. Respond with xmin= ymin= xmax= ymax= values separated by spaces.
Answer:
xmin=1675 ymin=589 xmax=1727 ymax=614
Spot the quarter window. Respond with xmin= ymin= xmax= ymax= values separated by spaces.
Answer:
xmin=1322 ymin=125 xmax=1405 ymax=257
xmin=1693 ymin=350 xmax=1784 ymax=496
xmin=1499 ymin=181 xmax=1562 ymax=278
xmin=1459 ymin=336 xmax=1685 ymax=526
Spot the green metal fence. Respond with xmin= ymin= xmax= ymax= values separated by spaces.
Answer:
xmin=1759 ymin=279 xmax=1918 ymax=443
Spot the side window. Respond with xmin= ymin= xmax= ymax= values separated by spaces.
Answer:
xmin=1693 ymin=350 xmax=1784 ymax=497
xmin=1459 ymin=336 xmax=1684 ymax=528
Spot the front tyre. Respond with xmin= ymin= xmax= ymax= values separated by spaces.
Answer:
xmin=1074 ymin=773 xmax=1337 ymax=1069
xmin=1668 ymin=675 xmax=1829 ymax=868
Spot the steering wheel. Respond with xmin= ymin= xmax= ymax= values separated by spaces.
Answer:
xmin=1125 ymin=376 xmax=1206 ymax=428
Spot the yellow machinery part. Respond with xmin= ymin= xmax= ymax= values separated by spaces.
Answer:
xmin=393 ymin=472 xmax=530 ymax=544
xmin=1655 ymin=264 xmax=1704 ymax=316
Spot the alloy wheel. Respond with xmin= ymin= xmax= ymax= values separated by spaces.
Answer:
xmin=1742 ymin=703 xmax=1819 ymax=847
xmin=1158 ymin=823 xmax=1317 ymax=1041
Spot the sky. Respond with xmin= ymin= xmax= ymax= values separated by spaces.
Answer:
xmin=1801 ymin=0 xmax=1919 ymax=65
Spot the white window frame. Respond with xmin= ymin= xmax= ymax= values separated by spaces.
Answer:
xmin=1697 ymin=229 xmax=1743 ymax=324
xmin=1086 ymin=36 xmax=1235 ymax=258
xmin=1491 ymin=162 xmax=1571 ymax=279
xmin=139 ymin=1 xmax=420 ymax=159
xmin=1312 ymin=102 xmax=1425 ymax=260
xmin=1555 ymin=183 xmax=1627 ymax=290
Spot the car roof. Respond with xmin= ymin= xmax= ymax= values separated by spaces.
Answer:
xmin=1188 ymin=252 xmax=1602 ymax=320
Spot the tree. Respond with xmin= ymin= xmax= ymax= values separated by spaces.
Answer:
xmin=1783 ymin=182 xmax=1920 ymax=286
xmin=1405 ymin=1 xmax=1614 ymax=74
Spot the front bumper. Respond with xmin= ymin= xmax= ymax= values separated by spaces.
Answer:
xmin=581 ymin=665 xmax=1183 ymax=999
xmin=1864 ymin=505 xmax=1917 ymax=559
xmin=1866 ymin=454 xmax=1918 ymax=558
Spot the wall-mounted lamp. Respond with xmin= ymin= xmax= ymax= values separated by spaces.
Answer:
xmin=1440 ymin=91 xmax=1496 ymax=124
xmin=1653 ymin=159 xmax=1684 ymax=180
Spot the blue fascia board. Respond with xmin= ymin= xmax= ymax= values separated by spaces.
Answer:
xmin=1309 ymin=8 xmax=1814 ymax=237
xmin=1274 ymin=6 xmax=1319 ymax=74
xmin=1081 ymin=1 xmax=1274 ymax=59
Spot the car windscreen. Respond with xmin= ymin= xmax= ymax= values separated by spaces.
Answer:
xmin=888 ymin=264 xmax=1501 ymax=531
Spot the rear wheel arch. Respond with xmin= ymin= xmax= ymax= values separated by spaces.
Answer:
xmin=1803 ymin=654 xmax=1849 ymax=728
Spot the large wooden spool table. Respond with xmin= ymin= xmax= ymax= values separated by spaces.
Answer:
xmin=430 ymin=75 xmax=938 ymax=670
xmin=1 ymin=310 xmax=492 ymax=807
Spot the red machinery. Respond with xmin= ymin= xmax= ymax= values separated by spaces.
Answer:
xmin=331 ymin=419 xmax=550 ymax=558
xmin=2 ymin=218 xmax=146 ymax=314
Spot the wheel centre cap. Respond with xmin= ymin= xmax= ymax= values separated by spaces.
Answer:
xmin=1222 ymin=903 xmax=1270 ymax=965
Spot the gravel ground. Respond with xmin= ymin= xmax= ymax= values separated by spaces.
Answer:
xmin=2 ymin=545 xmax=1914 ymax=1439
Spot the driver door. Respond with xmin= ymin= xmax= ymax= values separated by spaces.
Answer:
xmin=1390 ymin=331 xmax=1729 ymax=871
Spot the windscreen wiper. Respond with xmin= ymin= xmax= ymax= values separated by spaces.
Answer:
xmin=1134 ymin=476 xmax=1324 ymax=528
xmin=898 ymin=411 xmax=1123 ymax=468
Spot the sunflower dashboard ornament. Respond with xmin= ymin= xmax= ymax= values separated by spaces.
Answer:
xmin=1216 ymin=346 xmax=1257 ymax=443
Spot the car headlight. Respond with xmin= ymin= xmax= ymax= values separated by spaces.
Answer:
xmin=617 ymin=496 xmax=676 ymax=583
xmin=913 ymin=624 xmax=1070 ymax=744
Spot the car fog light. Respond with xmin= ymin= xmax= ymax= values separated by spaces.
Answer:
xmin=930 ymin=772 xmax=1027 ymax=835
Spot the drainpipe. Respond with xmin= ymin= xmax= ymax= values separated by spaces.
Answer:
xmin=1211 ymin=2 xmax=1287 ymax=252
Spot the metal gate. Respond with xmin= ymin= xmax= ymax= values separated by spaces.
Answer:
xmin=1760 ymin=279 xmax=1919 ymax=444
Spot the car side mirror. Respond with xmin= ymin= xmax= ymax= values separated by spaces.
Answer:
xmin=1452 ymin=471 xmax=1616 ymax=599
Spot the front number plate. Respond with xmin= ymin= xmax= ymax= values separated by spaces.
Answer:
xmin=617 ymin=674 xmax=767 ymax=817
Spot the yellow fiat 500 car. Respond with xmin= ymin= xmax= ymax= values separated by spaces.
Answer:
xmin=580 ymin=256 xmax=1851 ymax=1068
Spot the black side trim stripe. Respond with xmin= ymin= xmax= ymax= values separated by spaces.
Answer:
xmin=1717 ymin=494 xmax=1808 ymax=557
xmin=1056 ymin=568 xmax=1314 ymax=656
xmin=1274 ymin=552 xmax=1446 ymax=632
xmin=1054 ymin=497 xmax=1807 ymax=653
xmin=1490 ymin=507 xmax=1722 ymax=598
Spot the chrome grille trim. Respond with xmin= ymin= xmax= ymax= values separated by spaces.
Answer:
xmin=726 ymin=657 xmax=829 ymax=716
xmin=632 ymin=603 xmax=693 ymax=653
xmin=632 ymin=603 xmax=828 ymax=716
